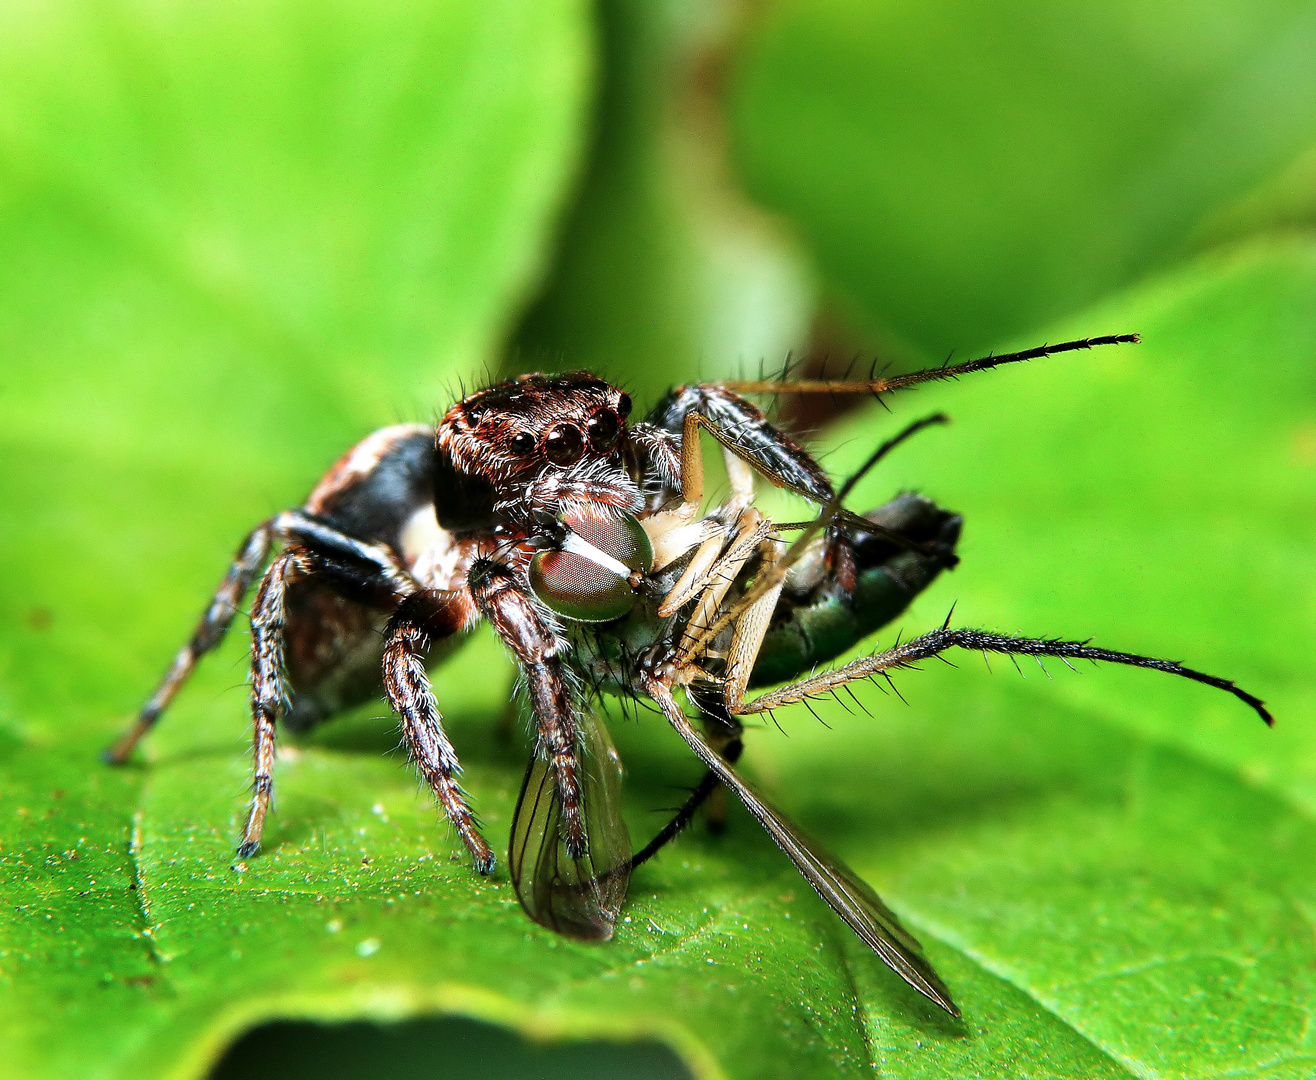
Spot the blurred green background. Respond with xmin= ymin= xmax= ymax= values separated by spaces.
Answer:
xmin=1 ymin=1 xmax=1313 ymax=1078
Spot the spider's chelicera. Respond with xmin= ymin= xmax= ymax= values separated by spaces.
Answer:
xmin=106 ymin=336 xmax=1270 ymax=1017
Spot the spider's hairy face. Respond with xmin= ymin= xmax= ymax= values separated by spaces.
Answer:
xmin=434 ymin=372 xmax=642 ymax=534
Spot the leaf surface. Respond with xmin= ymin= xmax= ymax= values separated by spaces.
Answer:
xmin=729 ymin=0 xmax=1316 ymax=357
xmin=0 ymin=5 xmax=1312 ymax=1071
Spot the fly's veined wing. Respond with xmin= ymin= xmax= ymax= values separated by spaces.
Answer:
xmin=508 ymin=717 xmax=632 ymax=941
xmin=661 ymin=696 xmax=960 ymax=1016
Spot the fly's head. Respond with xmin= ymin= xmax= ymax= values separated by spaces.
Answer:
xmin=434 ymin=372 xmax=642 ymax=535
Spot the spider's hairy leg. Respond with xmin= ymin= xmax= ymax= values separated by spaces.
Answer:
xmin=678 ymin=401 xmax=950 ymax=562
xmin=104 ymin=521 xmax=275 ymax=764
xmin=469 ymin=560 xmax=589 ymax=859
xmin=236 ymin=549 xmax=298 ymax=858
xmin=675 ymin=413 xmax=951 ymax=671
xmin=645 ymin=383 xmax=835 ymax=506
xmin=737 ymin=625 xmax=1273 ymax=725
xmin=382 ymin=592 xmax=494 ymax=874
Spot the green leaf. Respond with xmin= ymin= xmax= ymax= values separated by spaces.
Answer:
xmin=0 ymin=7 xmax=1311 ymax=1071
xmin=728 ymin=0 xmax=1316 ymax=358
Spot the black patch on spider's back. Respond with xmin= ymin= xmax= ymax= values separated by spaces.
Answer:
xmin=432 ymin=444 xmax=498 ymax=535
xmin=313 ymin=430 xmax=436 ymax=553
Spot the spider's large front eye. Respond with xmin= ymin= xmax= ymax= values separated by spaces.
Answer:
xmin=543 ymin=423 xmax=585 ymax=467
xmin=587 ymin=408 xmax=621 ymax=452
xmin=509 ymin=431 xmax=535 ymax=455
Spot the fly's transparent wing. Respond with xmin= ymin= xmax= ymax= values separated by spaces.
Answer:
xmin=508 ymin=717 xmax=632 ymax=941
xmin=664 ymin=701 xmax=959 ymax=1016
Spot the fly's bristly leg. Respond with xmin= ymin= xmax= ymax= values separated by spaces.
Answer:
xmin=104 ymin=521 xmax=275 ymax=764
xmin=738 ymin=623 xmax=1273 ymax=725
xmin=381 ymin=592 xmax=494 ymax=874
xmin=469 ymin=560 xmax=589 ymax=859
xmin=716 ymin=333 xmax=1139 ymax=398
xmin=629 ymin=690 xmax=744 ymax=870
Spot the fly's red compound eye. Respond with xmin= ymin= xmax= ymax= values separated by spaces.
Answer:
xmin=529 ymin=513 xmax=654 ymax=622
xmin=543 ymin=423 xmax=585 ymax=467
xmin=587 ymin=408 xmax=621 ymax=452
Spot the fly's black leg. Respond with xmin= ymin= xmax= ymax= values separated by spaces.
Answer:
xmin=739 ymin=624 xmax=1273 ymax=725
xmin=717 ymin=334 xmax=1139 ymax=398
xmin=105 ymin=522 xmax=275 ymax=763
xmin=381 ymin=591 xmax=494 ymax=874
xmin=469 ymin=560 xmax=588 ymax=859
xmin=630 ymin=689 xmax=743 ymax=871
xmin=236 ymin=549 xmax=300 ymax=858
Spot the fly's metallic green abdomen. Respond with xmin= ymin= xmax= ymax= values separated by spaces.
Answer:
xmin=749 ymin=493 xmax=961 ymax=688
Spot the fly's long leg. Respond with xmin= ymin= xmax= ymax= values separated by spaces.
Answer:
xmin=738 ymin=623 xmax=1273 ymax=724
xmin=105 ymin=522 xmax=275 ymax=763
xmin=629 ymin=698 xmax=744 ymax=871
xmin=718 ymin=334 xmax=1138 ymax=397
xmin=236 ymin=550 xmax=298 ymax=857
xmin=382 ymin=593 xmax=493 ymax=873
xmin=671 ymin=512 xmax=779 ymax=661
xmin=642 ymin=674 xmax=960 ymax=1017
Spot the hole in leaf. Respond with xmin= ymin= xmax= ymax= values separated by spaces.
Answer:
xmin=209 ymin=1016 xmax=693 ymax=1080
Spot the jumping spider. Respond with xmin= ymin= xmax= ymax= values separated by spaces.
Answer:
xmin=107 ymin=335 xmax=1269 ymax=1016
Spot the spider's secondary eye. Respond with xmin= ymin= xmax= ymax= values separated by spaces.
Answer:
xmin=544 ymin=423 xmax=585 ymax=466
xmin=587 ymin=408 xmax=621 ymax=452
xmin=509 ymin=432 xmax=535 ymax=455
xmin=616 ymin=393 xmax=632 ymax=418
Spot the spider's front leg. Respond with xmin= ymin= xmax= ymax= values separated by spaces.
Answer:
xmin=379 ymin=590 xmax=494 ymax=873
xmin=467 ymin=559 xmax=589 ymax=859
xmin=634 ymin=385 xmax=950 ymax=569
xmin=641 ymin=383 xmax=833 ymax=507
